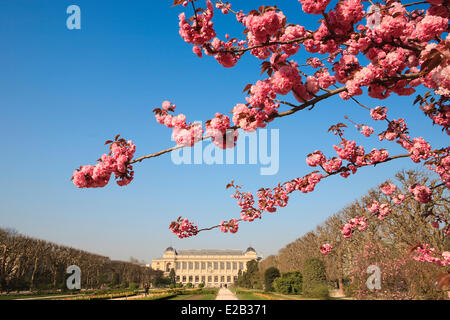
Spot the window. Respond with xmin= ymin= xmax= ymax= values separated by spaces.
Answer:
xmin=189 ymin=262 xmax=193 ymax=270
xmin=233 ymin=276 xmax=238 ymax=281
xmin=208 ymin=276 xmax=212 ymax=283
xmin=214 ymin=262 xmax=218 ymax=270
xmin=182 ymin=262 xmax=187 ymax=270
xmin=195 ymin=276 xmax=199 ymax=282
xmin=201 ymin=276 xmax=205 ymax=282
xmin=208 ymin=262 xmax=212 ymax=269
xmin=176 ymin=262 xmax=180 ymax=270
xmin=233 ymin=262 xmax=237 ymax=270
xmin=221 ymin=276 xmax=225 ymax=283
xmin=189 ymin=276 xmax=193 ymax=282
xmin=227 ymin=276 xmax=231 ymax=282
xmin=214 ymin=276 xmax=218 ymax=282
xmin=201 ymin=262 xmax=206 ymax=270
xmin=226 ymin=262 xmax=231 ymax=270
xmin=182 ymin=276 xmax=186 ymax=282
xmin=195 ymin=262 xmax=199 ymax=270
xmin=176 ymin=276 xmax=180 ymax=282
xmin=239 ymin=262 xmax=244 ymax=270
xmin=220 ymin=262 xmax=224 ymax=270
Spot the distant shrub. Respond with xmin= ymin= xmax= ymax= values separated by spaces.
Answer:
xmin=264 ymin=267 xmax=281 ymax=292
xmin=273 ymin=271 xmax=302 ymax=295
xmin=186 ymin=283 xmax=193 ymax=289
xmin=302 ymin=258 xmax=328 ymax=298
xmin=128 ymin=282 xmax=138 ymax=290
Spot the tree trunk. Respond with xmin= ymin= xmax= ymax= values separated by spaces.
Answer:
xmin=338 ymin=278 xmax=345 ymax=296
xmin=30 ymin=256 xmax=39 ymax=291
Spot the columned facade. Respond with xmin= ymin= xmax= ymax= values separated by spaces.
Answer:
xmin=151 ymin=247 xmax=259 ymax=288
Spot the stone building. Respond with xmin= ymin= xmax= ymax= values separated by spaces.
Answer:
xmin=151 ymin=246 xmax=259 ymax=288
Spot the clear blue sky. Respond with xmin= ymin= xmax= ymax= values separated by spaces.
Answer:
xmin=0 ymin=0 xmax=444 ymax=263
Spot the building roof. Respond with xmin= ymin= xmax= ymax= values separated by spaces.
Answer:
xmin=176 ymin=249 xmax=247 ymax=256
xmin=165 ymin=246 xmax=177 ymax=253
xmin=244 ymin=246 xmax=256 ymax=253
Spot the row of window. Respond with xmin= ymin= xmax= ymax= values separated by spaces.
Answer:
xmin=176 ymin=275 xmax=237 ymax=283
xmin=174 ymin=261 xmax=244 ymax=271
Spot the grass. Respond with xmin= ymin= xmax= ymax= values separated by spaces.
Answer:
xmin=231 ymin=288 xmax=342 ymax=300
xmin=137 ymin=288 xmax=219 ymax=301
xmin=231 ymin=288 xmax=269 ymax=300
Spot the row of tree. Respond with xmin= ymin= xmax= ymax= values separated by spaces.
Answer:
xmin=0 ymin=228 xmax=162 ymax=293
xmin=257 ymin=170 xmax=450 ymax=299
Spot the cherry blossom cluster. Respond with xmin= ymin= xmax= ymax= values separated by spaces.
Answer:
xmin=173 ymin=0 xmax=449 ymax=105
xmin=205 ymin=113 xmax=238 ymax=148
xmin=426 ymin=149 xmax=450 ymax=188
xmin=153 ymin=101 xmax=204 ymax=147
xmin=169 ymin=217 xmax=199 ymax=238
xmin=257 ymin=186 xmax=289 ymax=212
xmin=416 ymin=94 xmax=449 ymax=135
xmin=215 ymin=1 xmax=231 ymax=15
xmin=72 ymin=137 xmax=135 ymax=188
xmin=408 ymin=183 xmax=433 ymax=204
xmin=379 ymin=182 xmax=406 ymax=204
xmin=367 ymin=200 xmax=392 ymax=221
xmin=178 ymin=0 xmax=215 ymax=46
xmin=411 ymin=244 xmax=450 ymax=267
xmin=341 ymin=216 xmax=367 ymax=238
xmin=319 ymin=243 xmax=332 ymax=255
xmin=230 ymin=187 xmax=262 ymax=222
xmin=219 ymin=219 xmax=239 ymax=233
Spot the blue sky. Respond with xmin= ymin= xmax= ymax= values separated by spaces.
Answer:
xmin=0 ymin=0 xmax=444 ymax=263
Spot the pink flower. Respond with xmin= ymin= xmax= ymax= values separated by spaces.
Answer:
xmin=280 ymin=25 xmax=307 ymax=56
xmin=206 ymin=113 xmax=238 ymax=149
xmin=341 ymin=223 xmax=353 ymax=238
xmin=178 ymin=0 xmax=215 ymax=46
xmin=320 ymin=243 xmax=333 ymax=255
xmin=170 ymin=217 xmax=199 ymax=238
xmin=393 ymin=194 xmax=405 ymax=204
xmin=270 ymin=65 xmax=302 ymax=95
xmin=72 ymin=140 xmax=136 ymax=188
xmin=379 ymin=182 xmax=397 ymax=196
xmin=360 ymin=125 xmax=374 ymax=137
xmin=299 ymin=0 xmax=332 ymax=15
xmin=415 ymin=15 xmax=448 ymax=42
xmin=370 ymin=106 xmax=388 ymax=120
xmin=409 ymin=184 xmax=432 ymax=203
xmin=379 ymin=204 xmax=391 ymax=219
xmin=192 ymin=46 xmax=203 ymax=58
xmin=322 ymin=157 xmax=343 ymax=173
xmin=306 ymin=151 xmax=326 ymax=167
xmin=242 ymin=10 xmax=286 ymax=44
xmin=367 ymin=200 xmax=380 ymax=214
xmin=307 ymin=57 xmax=324 ymax=68
xmin=219 ymin=219 xmax=239 ymax=233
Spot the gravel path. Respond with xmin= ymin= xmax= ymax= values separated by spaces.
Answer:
xmin=215 ymin=288 xmax=238 ymax=300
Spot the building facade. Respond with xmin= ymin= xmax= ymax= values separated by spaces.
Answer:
xmin=151 ymin=246 xmax=259 ymax=288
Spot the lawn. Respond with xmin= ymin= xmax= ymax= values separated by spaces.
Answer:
xmin=138 ymin=288 xmax=219 ymax=300
xmin=231 ymin=288 xmax=342 ymax=300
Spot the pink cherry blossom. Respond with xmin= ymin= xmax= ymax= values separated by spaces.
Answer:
xmin=379 ymin=182 xmax=397 ymax=196
xmin=409 ymin=184 xmax=432 ymax=203
xmin=320 ymin=243 xmax=333 ymax=255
